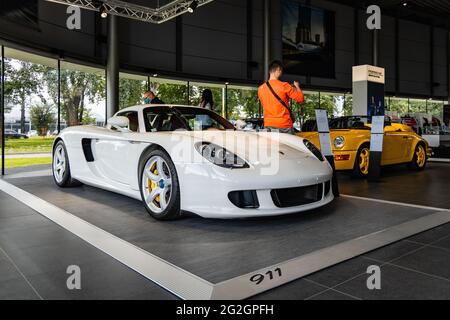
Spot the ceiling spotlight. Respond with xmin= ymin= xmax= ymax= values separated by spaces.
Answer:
xmin=402 ymin=2 xmax=408 ymax=6
xmin=100 ymin=4 xmax=108 ymax=18
xmin=188 ymin=0 xmax=199 ymax=13
xmin=152 ymin=74 xmax=158 ymax=77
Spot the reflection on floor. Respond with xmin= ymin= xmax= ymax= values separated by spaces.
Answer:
xmin=0 ymin=162 xmax=449 ymax=299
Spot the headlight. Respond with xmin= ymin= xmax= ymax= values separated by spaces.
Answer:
xmin=195 ymin=142 xmax=249 ymax=169
xmin=303 ymin=139 xmax=324 ymax=161
xmin=334 ymin=136 xmax=345 ymax=149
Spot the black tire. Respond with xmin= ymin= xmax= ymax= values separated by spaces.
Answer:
xmin=408 ymin=142 xmax=427 ymax=171
xmin=52 ymin=140 xmax=82 ymax=187
xmin=138 ymin=148 xmax=181 ymax=221
xmin=352 ymin=143 xmax=370 ymax=178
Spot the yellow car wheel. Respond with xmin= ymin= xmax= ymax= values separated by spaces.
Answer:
xmin=352 ymin=144 xmax=370 ymax=178
xmin=408 ymin=143 xmax=427 ymax=171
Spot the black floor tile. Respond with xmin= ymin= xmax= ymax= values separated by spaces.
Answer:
xmin=337 ymin=163 xmax=450 ymax=209
xmin=0 ymin=256 xmax=23 ymax=283
xmin=0 ymin=224 xmax=81 ymax=252
xmin=305 ymin=257 xmax=374 ymax=288
xmin=333 ymin=264 xmax=450 ymax=300
xmin=389 ymin=246 xmax=450 ymax=281
xmin=431 ymin=236 xmax=450 ymax=251
xmin=0 ymin=278 xmax=40 ymax=300
xmin=308 ymin=289 xmax=359 ymax=300
xmin=26 ymin=256 xmax=177 ymax=300
xmin=0 ymin=196 xmax=36 ymax=219
xmin=363 ymin=240 xmax=422 ymax=263
xmin=1 ymin=238 xmax=113 ymax=277
xmin=0 ymin=215 xmax=50 ymax=233
xmin=251 ymin=279 xmax=326 ymax=300
xmin=406 ymin=223 xmax=450 ymax=244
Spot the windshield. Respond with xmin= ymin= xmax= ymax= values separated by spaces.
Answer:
xmin=143 ymin=106 xmax=235 ymax=132
xmin=329 ymin=116 xmax=371 ymax=130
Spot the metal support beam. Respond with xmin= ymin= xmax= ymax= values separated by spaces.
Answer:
xmin=395 ymin=15 xmax=399 ymax=95
xmin=187 ymin=81 xmax=190 ymax=105
xmin=430 ymin=25 xmax=434 ymax=99
xmin=46 ymin=0 xmax=215 ymax=24
xmin=225 ymin=83 xmax=229 ymax=119
xmin=106 ymin=15 xmax=119 ymax=121
xmin=1 ymin=45 xmax=4 ymax=176
xmin=448 ymin=31 xmax=450 ymax=104
xmin=263 ymin=0 xmax=270 ymax=80
xmin=246 ymin=0 xmax=253 ymax=79
xmin=447 ymin=32 xmax=450 ymax=104
xmin=175 ymin=16 xmax=183 ymax=72
xmin=372 ymin=29 xmax=379 ymax=67
xmin=354 ymin=7 xmax=359 ymax=66
xmin=57 ymin=59 xmax=61 ymax=134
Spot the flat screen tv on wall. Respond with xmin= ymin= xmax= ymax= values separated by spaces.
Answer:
xmin=0 ymin=0 xmax=39 ymax=30
xmin=282 ymin=0 xmax=335 ymax=78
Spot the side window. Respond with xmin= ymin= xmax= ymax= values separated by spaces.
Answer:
xmin=117 ymin=111 xmax=139 ymax=132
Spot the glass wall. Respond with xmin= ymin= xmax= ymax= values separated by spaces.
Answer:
xmin=60 ymin=61 xmax=106 ymax=128
xmin=119 ymin=72 xmax=147 ymax=109
xmin=387 ymin=97 xmax=409 ymax=114
xmin=3 ymin=48 xmax=58 ymax=170
xmin=1 ymin=46 xmax=448 ymax=174
xmin=189 ymin=82 xmax=225 ymax=116
xmin=0 ymin=47 xmax=3 ymax=174
xmin=409 ymin=98 xmax=426 ymax=113
xmin=226 ymin=85 xmax=259 ymax=120
xmin=343 ymin=94 xmax=353 ymax=116
xmin=151 ymin=77 xmax=188 ymax=105
xmin=426 ymin=100 xmax=444 ymax=118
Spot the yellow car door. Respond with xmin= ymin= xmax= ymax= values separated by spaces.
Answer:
xmin=382 ymin=126 xmax=408 ymax=164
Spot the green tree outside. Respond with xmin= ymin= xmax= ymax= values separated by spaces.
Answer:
xmin=29 ymin=103 xmax=56 ymax=136
xmin=119 ymin=78 xmax=147 ymax=109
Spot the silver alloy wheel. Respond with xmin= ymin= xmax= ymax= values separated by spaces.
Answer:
xmin=53 ymin=144 xmax=66 ymax=183
xmin=142 ymin=156 xmax=172 ymax=214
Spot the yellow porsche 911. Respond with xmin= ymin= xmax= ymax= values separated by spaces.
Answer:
xmin=298 ymin=116 xmax=432 ymax=178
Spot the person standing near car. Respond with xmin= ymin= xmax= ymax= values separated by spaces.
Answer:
xmin=199 ymin=89 xmax=214 ymax=110
xmin=143 ymin=91 xmax=165 ymax=105
xmin=258 ymin=60 xmax=304 ymax=134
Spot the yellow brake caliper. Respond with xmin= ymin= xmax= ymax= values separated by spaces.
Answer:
xmin=147 ymin=165 xmax=161 ymax=205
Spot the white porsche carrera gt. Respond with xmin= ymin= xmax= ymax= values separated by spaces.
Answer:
xmin=52 ymin=105 xmax=334 ymax=220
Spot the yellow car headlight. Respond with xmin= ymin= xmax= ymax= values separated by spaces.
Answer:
xmin=334 ymin=136 xmax=345 ymax=149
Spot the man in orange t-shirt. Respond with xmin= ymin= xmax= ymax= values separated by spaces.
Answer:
xmin=258 ymin=61 xmax=304 ymax=134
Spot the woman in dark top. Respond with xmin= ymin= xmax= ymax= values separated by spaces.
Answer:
xmin=199 ymin=89 xmax=214 ymax=110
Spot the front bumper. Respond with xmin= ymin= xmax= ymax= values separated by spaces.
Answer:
xmin=175 ymin=158 xmax=334 ymax=219
xmin=332 ymin=150 xmax=357 ymax=171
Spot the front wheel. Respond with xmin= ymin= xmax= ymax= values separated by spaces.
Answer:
xmin=52 ymin=140 xmax=81 ymax=187
xmin=408 ymin=143 xmax=427 ymax=170
xmin=139 ymin=149 xmax=181 ymax=220
xmin=352 ymin=144 xmax=370 ymax=178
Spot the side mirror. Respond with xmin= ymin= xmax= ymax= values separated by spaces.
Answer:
xmin=107 ymin=116 xmax=130 ymax=132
